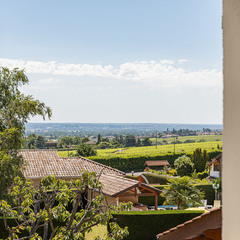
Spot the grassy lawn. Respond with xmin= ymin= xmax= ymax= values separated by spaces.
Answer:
xmin=85 ymin=225 xmax=108 ymax=240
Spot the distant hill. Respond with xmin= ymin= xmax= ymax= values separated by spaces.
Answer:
xmin=26 ymin=123 xmax=222 ymax=137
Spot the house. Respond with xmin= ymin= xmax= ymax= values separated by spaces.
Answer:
xmin=19 ymin=149 xmax=161 ymax=210
xmin=19 ymin=149 xmax=124 ymax=187
xmin=207 ymin=153 xmax=222 ymax=178
xmin=144 ymin=160 xmax=170 ymax=171
xmin=156 ymin=206 xmax=222 ymax=240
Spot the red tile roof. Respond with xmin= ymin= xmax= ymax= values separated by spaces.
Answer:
xmin=98 ymin=174 xmax=162 ymax=197
xmin=145 ymin=160 xmax=170 ymax=167
xmin=156 ymin=207 xmax=222 ymax=240
xmin=207 ymin=153 xmax=222 ymax=166
xmin=19 ymin=149 xmax=124 ymax=179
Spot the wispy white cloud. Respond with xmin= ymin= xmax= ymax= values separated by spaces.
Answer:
xmin=0 ymin=58 xmax=222 ymax=88
xmin=178 ymin=59 xmax=188 ymax=64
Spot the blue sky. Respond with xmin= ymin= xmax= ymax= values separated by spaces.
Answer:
xmin=1 ymin=0 xmax=223 ymax=124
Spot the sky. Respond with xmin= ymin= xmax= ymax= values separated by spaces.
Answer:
xmin=1 ymin=0 xmax=223 ymax=124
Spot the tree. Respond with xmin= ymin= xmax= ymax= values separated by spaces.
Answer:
xmin=36 ymin=135 xmax=45 ymax=148
xmin=125 ymin=135 xmax=136 ymax=147
xmin=27 ymin=134 xmax=37 ymax=149
xmin=0 ymin=172 xmax=131 ymax=239
xmin=142 ymin=137 xmax=152 ymax=146
xmin=136 ymin=138 xmax=142 ymax=147
xmin=73 ymin=136 xmax=82 ymax=145
xmin=97 ymin=142 xmax=112 ymax=149
xmin=174 ymin=155 xmax=195 ymax=177
xmin=191 ymin=148 xmax=209 ymax=172
xmin=59 ymin=136 xmax=74 ymax=147
xmin=82 ymin=137 xmax=90 ymax=143
xmin=101 ymin=137 xmax=109 ymax=142
xmin=96 ymin=134 xmax=101 ymax=145
xmin=161 ymin=176 xmax=204 ymax=209
xmin=76 ymin=143 xmax=97 ymax=157
xmin=0 ymin=67 xmax=51 ymax=199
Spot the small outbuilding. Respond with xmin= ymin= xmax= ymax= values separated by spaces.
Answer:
xmin=207 ymin=153 xmax=222 ymax=178
xmin=144 ymin=160 xmax=170 ymax=171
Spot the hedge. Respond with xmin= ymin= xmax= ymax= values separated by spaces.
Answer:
xmin=195 ymin=184 xmax=215 ymax=205
xmin=142 ymin=173 xmax=172 ymax=184
xmin=88 ymin=151 xmax=222 ymax=172
xmin=138 ymin=184 xmax=215 ymax=206
xmin=111 ymin=210 xmax=204 ymax=240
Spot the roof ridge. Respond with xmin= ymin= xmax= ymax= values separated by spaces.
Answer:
xmin=104 ymin=173 xmax=138 ymax=182
xmin=60 ymin=156 xmax=125 ymax=175
xmin=19 ymin=149 xmax=57 ymax=151
xmin=156 ymin=206 xmax=222 ymax=238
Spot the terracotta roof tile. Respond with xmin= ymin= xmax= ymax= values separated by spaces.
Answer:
xmin=99 ymin=174 xmax=162 ymax=196
xmin=156 ymin=207 xmax=222 ymax=239
xmin=19 ymin=149 xmax=124 ymax=179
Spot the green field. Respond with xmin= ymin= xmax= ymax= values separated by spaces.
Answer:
xmin=58 ymin=150 xmax=76 ymax=157
xmin=58 ymin=140 xmax=222 ymax=159
xmin=150 ymin=134 xmax=222 ymax=144
xmin=94 ymin=141 xmax=221 ymax=158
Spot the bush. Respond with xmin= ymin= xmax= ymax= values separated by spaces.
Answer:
xmin=97 ymin=142 xmax=112 ymax=149
xmin=146 ymin=169 xmax=167 ymax=175
xmin=142 ymin=173 xmax=171 ymax=185
xmin=174 ymin=155 xmax=195 ymax=177
xmin=76 ymin=143 xmax=97 ymax=157
xmin=197 ymin=170 xmax=209 ymax=180
xmin=184 ymin=140 xmax=195 ymax=143
xmin=167 ymin=169 xmax=177 ymax=176
xmin=195 ymin=184 xmax=215 ymax=205
xmin=111 ymin=210 xmax=204 ymax=240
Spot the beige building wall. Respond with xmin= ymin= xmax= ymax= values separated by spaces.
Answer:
xmin=29 ymin=177 xmax=80 ymax=188
xmin=223 ymin=0 xmax=240 ymax=239
xmin=118 ymin=195 xmax=138 ymax=204
xmin=87 ymin=190 xmax=118 ymax=207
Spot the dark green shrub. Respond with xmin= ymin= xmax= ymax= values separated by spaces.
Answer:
xmin=195 ymin=184 xmax=215 ymax=205
xmin=111 ymin=210 xmax=204 ymax=240
xmin=76 ymin=143 xmax=97 ymax=157
xmin=191 ymin=148 xmax=208 ymax=173
xmin=142 ymin=173 xmax=171 ymax=184
xmin=197 ymin=170 xmax=209 ymax=180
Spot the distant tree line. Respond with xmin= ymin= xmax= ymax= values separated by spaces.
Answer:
xmin=162 ymin=128 xmax=197 ymax=136
xmin=95 ymin=134 xmax=152 ymax=149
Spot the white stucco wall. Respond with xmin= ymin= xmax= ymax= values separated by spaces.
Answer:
xmin=223 ymin=0 xmax=240 ymax=239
